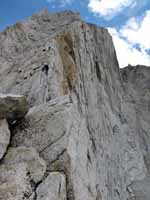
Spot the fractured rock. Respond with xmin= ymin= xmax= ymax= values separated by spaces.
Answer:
xmin=11 ymin=95 xmax=73 ymax=164
xmin=3 ymin=146 xmax=47 ymax=183
xmin=0 ymin=146 xmax=46 ymax=200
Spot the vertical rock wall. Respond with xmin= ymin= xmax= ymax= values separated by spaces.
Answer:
xmin=0 ymin=10 xmax=150 ymax=200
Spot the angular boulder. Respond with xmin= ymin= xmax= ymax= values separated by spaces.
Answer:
xmin=0 ymin=94 xmax=29 ymax=123
xmin=11 ymin=95 xmax=73 ymax=164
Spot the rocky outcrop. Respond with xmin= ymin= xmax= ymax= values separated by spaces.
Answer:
xmin=0 ymin=10 xmax=150 ymax=200
xmin=0 ymin=94 xmax=28 ymax=161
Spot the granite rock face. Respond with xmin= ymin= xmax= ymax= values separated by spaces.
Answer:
xmin=0 ymin=10 xmax=150 ymax=200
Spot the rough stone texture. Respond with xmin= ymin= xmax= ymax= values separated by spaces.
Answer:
xmin=120 ymin=65 xmax=150 ymax=200
xmin=0 ymin=119 xmax=10 ymax=160
xmin=127 ymin=176 xmax=150 ymax=200
xmin=0 ymin=94 xmax=29 ymax=122
xmin=3 ymin=147 xmax=47 ymax=183
xmin=36 ymin=172 xmax=66 ymax=200
xmin=0 ymin=10 xmax=81 ymax=106
xmin=11 ymin=95 xmax=73 ymax=163
xmin=0 ymin=147 xmax=46 ymax=200
xmin=0 ymin=10 xmax=150 ymax=200
xmin=0 ymin=163 xmax=33 ymax=200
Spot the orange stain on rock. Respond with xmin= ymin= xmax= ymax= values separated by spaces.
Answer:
xmin=56 ymin=33 xmax=77 ymax=95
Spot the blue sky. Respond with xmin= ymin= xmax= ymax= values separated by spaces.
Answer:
xmin=0 ymin=0 xmax=150 ymax=67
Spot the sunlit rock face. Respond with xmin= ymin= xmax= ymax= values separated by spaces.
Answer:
xmin=0 ymin=9 xmax=150 ymax=200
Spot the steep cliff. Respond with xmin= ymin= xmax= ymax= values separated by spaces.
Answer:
xmin=0 ymin=10 xmax=150 ymax=200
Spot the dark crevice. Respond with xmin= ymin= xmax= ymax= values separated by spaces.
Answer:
xmin=95 ymin=61 xmax=101 ymax=82
xmin=42 ymin=64 xmax=49 ymax=75
xmin=121 ymin=70 xmax=128 ymax=82
xmin=48 ymin=149 xmax=67 ymax=167
xmin=32 ymin=180 xmax=43 ymax=200
xmin=27 ymin=170 xmax=47 ymax=200
xmin=87 ymin=149 xmax=92 ymax=164
xmin=114 ymin=189 xmax=121 ymax=199
xmin=58 ymin=181 xmax=61 ymax=196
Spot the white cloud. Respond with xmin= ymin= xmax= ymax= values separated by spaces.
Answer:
xmin=108 ymin=11 xmax=150 ymax=67
xmin=88 ymin=0 xmax=135 ymax=19
xmin=46 ymin=0 xmax=73 ymax=7
xmin=120 ymin=11 xmax=150 ymax=50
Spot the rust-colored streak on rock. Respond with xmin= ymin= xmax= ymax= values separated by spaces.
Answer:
xmin=56 ymin=33 xmax=77 ymax=95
